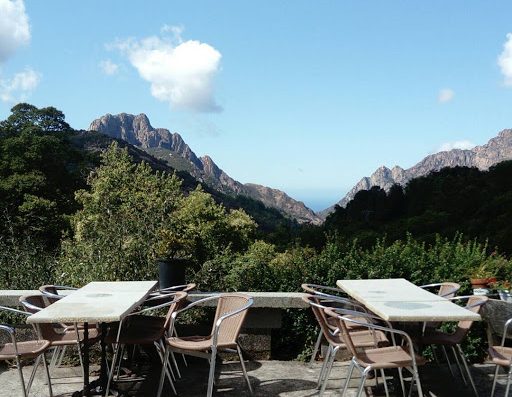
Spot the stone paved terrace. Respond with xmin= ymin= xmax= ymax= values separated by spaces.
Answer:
xmin=1 ymin=357 xmax=510 ymax=397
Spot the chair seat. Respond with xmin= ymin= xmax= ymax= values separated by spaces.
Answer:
xmin=489 ymin=346 xmax=512 ymax=367
xmin=0 ymin=340 xmax=51 ymax=360
xmin=105 ymin=322 xmax=165 ymax=345
xmin=351 ymin=329 xmax=389 ymax=348
xmin=127 ymin=314 xmax=165 ymax=329
xmin=168 ymin=335 xmax=237 ymax=352
xmin=327 ymin=315 xmax=369 ymax=331
xmin=420 ymin=330 xmax=461 ymax=346
xmin=50 ymin=327 xmax=100 ymax=346
xmin=356 ymin=345 xmax=427 ymax=369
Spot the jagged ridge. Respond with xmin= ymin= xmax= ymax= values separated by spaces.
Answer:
xmin=89 ymin=113 xmax=321 ymax=224
xmin=321 ymin=129 xmax=512 ymax=217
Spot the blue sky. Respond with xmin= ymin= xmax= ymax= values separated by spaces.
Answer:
xmin=1 ymin=1 xmax=512 ymax=211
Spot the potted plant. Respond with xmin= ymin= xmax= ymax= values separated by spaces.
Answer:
xmin=153 ymin=228 xmax=193 ymax=289
xmin=469 ymin=263 xmax=494 ymax=293
xmin=489 ymin=280 xmax=512 ymax=302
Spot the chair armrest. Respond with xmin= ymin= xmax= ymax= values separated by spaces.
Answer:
xmin=500 ymin=318 xmax=512 ymax=346
xmin=212 ymin=298 xmax=253 ymax=344
xmin=419 ymin=283 xmax=442 ymax=289
xmin=312 ymin=294 xmax=369 ymax=313
xmin=0 ymin=324 xmax=18 ymax=347
xmin=168 ymin=295 xmax=221 ymax=336
xmin=128 ymin=293 xmax=183 ymax=317
xmin=0 ymin=305 xmax=30 ymax=316
xmin=214 ymin=298 xmax=254 ymax=329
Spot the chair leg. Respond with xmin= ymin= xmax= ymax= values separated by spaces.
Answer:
xmin=56 ymin=345 xmax=67 ymax=367
xmin=356 ymin=370 xmax=369 ymax=397
xmin=380 ymin=368 xmax=389 ymax=397
xmin=16 ymin=356 xmax=28 ymax=397
xmin=456 ymin=345 xmax=478 ymax=397
xmin=451 ymin=345 xmax=467 ymax=385
xmin=237 ymin=344 xmax=253 ymax=394
xmin=397 ymin=368 xmax=406 ymax=397
xmin=317 ymin=344 xmax=332 ymax=388
xmin=76 ymin=342 xmax=85 ymax=378
xmin=491 ymin=364 xmax=500 ymax=397
xmin=207 ymin=347 xmax=218 ymax=397
xmin=115 ymin=344 xmax=126 ymax=379
xmin=441 ymin=345 xmax=456 ymax=378
xmin=170 ymin=351 xmax=181 ymax=379
xmin=42 ymin=351 xmax=54 ymax=397
xmin=26 ymin=354 xmax=41 ymax=394
xmin=310 ymin=329 xmax=323 ymax=365
xmin=157 ymin=346 xmax=170 ymax=397
xmin=412 ymin=366 xmax=424 ymax=397
xmin=505 ymin=365 xmax=512 ymax=397
xmin=319 ymin=346 xmax=338 ymax=396
xmin=105 ymin=342 xmax=121 ymax=397
xmin=341 ymin=358 xmax=355 ymax=397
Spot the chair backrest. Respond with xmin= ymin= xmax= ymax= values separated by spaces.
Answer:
xmin=438 ymin=282 xmax=461 ymax=299
xmin=302 ymin=294 xmax=341 ymax=346
xmin=213 ymin=294 xmax=252 ymax=346
xmin=453 ymin=295 xmax=488 ymax=341
xmin=158 ymin=283 xmax=196 ymax=294
xmin=19 ymin=294 xmax=62 ymax=341
xmin=163 ymin=291 xmax=188 ymax=331
xmin=324 ymin=308 xmax=359 ymax=357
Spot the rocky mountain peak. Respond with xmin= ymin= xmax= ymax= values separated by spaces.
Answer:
xmin=322 ymin=128 xmax=512 ymax=217
xmin=89 ymin=112 xmax=321 ymax=224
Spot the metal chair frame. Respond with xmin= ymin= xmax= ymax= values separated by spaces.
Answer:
xmin=303 ymin=295 xmax=391 ymax=396
xmin=301 ymin=283 xmax=370 ymax=364
xmin=104 ymin=291 xmax=187 ymax=397
xmin=0 ymin=305 xmax=53 ymax=397
xmin=159 ymin=294 xmax=253 ymax=397
xmin=490 ymin=317 xmax=512 ymax=397
xmin=420 ymin=295 xmax=487 ymax=397
xmin=326 ymin=307 xmax=425 ymax=397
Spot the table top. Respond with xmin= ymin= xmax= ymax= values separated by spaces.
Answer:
xmin=336 ymin=278 xmax=481 ymax=322
xmin=27 ymin=281 xmax=157 ymax=324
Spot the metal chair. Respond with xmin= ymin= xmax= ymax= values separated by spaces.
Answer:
xmin=420 ymin=282 xmax=461 ymax=299
xmin=0 ymin=305 xmax=53 ymax=397
xmin=488 ymin=317 xmax=512 ymax=397
xmin=159 ymin=293 xmax=253 ymax=397
xmin=104 ymin=291 xmax=188 ymax=397
xmin=143 ymin=283 xmax=196 ymax=307
xmin=303 ymin=294 xmax=389 ymax=396
xmin=420 ymin=282 xmax=461 ymax=334
xmin=325 ymin=307 xmax=427 ymax=397
xmin=418 ymin=295 xmax=488 ymax=397
xmin=301 ymin=283 xmax=371 ymax=364
xmin=38 ymin=285 xmax=77 ymax=300
xmin=19 ymin=294 xmax=100 ymax=378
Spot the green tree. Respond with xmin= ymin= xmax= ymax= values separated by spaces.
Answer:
xmin=58 ymin=143 xmax=257 ymax=286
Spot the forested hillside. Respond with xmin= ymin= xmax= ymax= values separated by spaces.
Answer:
xmin=324 ymin=162 xmax=512 ymax=253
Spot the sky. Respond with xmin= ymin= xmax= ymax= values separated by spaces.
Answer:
xmin=1 ymin=1 xmax=512 ymax=211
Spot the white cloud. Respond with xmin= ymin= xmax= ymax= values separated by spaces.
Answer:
xmin=115 ymin=27 xmax=222 ymax=112
xmin=0 ymin=68 xmax=41 ymax=103
xmin=99 ymin=59 xmax=119 ymax=75
xmin=437 ymin=140 xmax=476 ymax=153
xmin=438 ymin=88 xmax=454 ymax=103
xmin=498 ymin=33 xmax=512 ymax=86
xmin=0 ymin=0 xmax=30 ymax=63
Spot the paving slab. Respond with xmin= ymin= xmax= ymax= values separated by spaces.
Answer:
xmin=0 ymin=358 xmax=507 ymax=396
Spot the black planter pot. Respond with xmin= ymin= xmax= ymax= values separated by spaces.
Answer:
xmin=157 ymin=258 xmax=188 ymax=289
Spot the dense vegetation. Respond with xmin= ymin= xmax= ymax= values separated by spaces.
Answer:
xmin=1 ymin=103 xmax=511 ymax=361
xmin=324 ymin=163 xmax=512 ymax=254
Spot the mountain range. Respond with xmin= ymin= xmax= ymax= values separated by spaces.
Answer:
xmin=88 ymin=114 xmax=512 ymax=223
xmin=89 ymin=113 xmax=322 ymax=224
xmin=321 ymin=128 xmax=512 ymax=216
